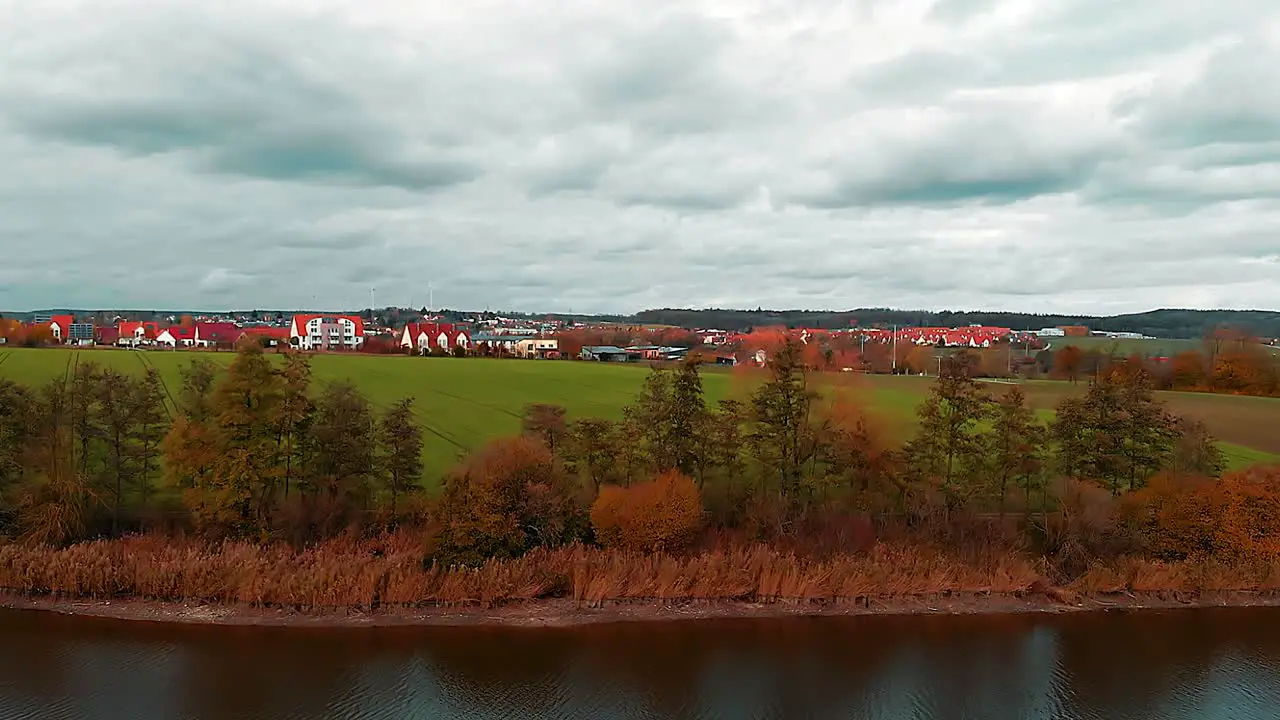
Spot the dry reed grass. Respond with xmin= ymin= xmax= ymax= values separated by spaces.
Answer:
xmin=1069 ymin=556 xmax=1280 ymax=594
xmin=0 ymin=534 xmax=1042 ymax=610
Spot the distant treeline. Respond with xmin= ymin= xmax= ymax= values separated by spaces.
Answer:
xmin=630 ymin=308 xmax=1280 ymax=339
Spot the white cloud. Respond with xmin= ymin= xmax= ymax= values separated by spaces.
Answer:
xmin=0 ymin=0 xmax=1277 ymax=314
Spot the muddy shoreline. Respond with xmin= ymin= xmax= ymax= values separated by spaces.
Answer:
xmin=6 ymin=590 xmax=1280 ymax=629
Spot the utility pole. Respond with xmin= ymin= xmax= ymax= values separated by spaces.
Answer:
xmin=891 ymin=324 xmax=898 ymax=374
xmin=428 ymin=283 xmax=435 ymax=314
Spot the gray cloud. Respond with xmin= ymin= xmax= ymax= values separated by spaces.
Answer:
xmin=1 ymin=0 xmax=1278 ymax=314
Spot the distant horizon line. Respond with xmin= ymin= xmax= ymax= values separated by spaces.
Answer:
xmin=4 ymin=306 xmax=1280 ymax=319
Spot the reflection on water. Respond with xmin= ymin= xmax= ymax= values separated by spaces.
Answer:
xmin=3 ymin=607 xmax=1280 ymax=719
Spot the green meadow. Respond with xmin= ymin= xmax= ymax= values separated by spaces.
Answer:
xmin=1 ymin=347 xmax=1276 ymax=480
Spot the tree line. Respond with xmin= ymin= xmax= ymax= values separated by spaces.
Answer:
xmin=1051 ymin=341 xmax=1279 ymax=397
xmin=1 ymin=340 xmax=1273 ymax=576
xmin=633 ymin=308 xmax=1280 ymax=339
xmin=0 ymin=346 xmax=423 ymax=545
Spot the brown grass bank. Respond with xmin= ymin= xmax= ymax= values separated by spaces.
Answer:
xmin=6 ymin=534 xmax=1280 ymax=627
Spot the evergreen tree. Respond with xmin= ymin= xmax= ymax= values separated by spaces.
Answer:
xmin=986 ymin=387 xmax=1045 ymax=519
xmin=564 ymin=417 xmax=619 ymax=492
xmin=67 ymin=361 xmax=101 ymax=479
xmin=748 ymin=338 xmax=818 ymax=501
xmin=184 ymin=344 xmax=284 ymax=535
xmin=308 ymin=381 xmax=376 ymax=513
xmin=624 ymin=367 xmax=676 ymax=471
xmin=133 ymin=369 xmax=169 ymax=510
xmin=903 ymin=356 xmax=991 ymax=511
xmin=273 ymin=352 xmax=313 ymax=500
xmin=668 ymin=357 xmax=710 ymax=478
xmin=379 ymin=397 xmax=423 ymax=519
xmin=1051 ymin=376 xmax=1182 ymax=494
xmin=94 ymin=369 xmax=140 ymax=535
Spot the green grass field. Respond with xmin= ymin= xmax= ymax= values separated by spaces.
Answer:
xmin=1 ymin=347 xmax=1276 ymax=480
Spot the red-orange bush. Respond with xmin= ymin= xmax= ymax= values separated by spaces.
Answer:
xmin=1126 ymin=467 xmax=1280 ymax=562
xmin=429 ymin=436 xmax=588 ymax=567
xmin=591 ymin=471 xmax=703 ymax=553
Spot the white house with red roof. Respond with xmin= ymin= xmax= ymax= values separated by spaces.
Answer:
xmin=400 ymin=322 xmax=471 ymax=354
xmin=48 ymin=315 xmax=74 ymax=343
xmin=117 ymin=321 xmax=160 ymax=347
xmin=156 ymin=326 xmax=196 ymax=347
xmin=291 ymin=314 xmax=365 ymax=350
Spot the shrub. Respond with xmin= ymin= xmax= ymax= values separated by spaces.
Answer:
xmin=591 ymin=471 xmax=703 ymax=553
xmin=428 ymin=436 xmax=586 ymax=567
xmin=1126 ymin=467 xmax=1280 ymax=562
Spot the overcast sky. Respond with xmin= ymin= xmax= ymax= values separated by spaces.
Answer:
xmin=2 ymin=0 xmax=1278 ymax=315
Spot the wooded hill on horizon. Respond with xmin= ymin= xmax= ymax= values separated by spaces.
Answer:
xmin=629 ymin=308 xmax=1280 ymax=339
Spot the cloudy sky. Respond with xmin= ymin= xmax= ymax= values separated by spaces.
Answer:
xmin=2 ymin=0 xmax=1278 ymax=315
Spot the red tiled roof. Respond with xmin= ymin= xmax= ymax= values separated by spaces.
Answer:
xmin=195 ymin=322 xmax=240 ymax=344
xmin=50 ymin=315 xmax=74 ymax=336
xmin=292 ymin=314 xmax=366 ymax=336
xmin=162 ymin=326 xmax=195 ymax=341
xmin=240 ymin=326 xmax=290 ymax=339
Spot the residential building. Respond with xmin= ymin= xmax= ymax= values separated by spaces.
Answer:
xmin=95 ymin=326 xmax=120 ymax=346
xmin=290 ymin=314 xmax=365 ymax=350
xmin=156 ymin=326 xmax=196 ymax=347
xmin=472 ymin=331 xmax=535 ymax=354
xmin=580 ymin=345 xmax=633 ymax=362
xmin=401 ymin=322 xmax=471 ymax=354
xmin=48 ymin=315 xmax=74 ymax=343
xmin=624 ymin=345 xmax=690 ymax=361
xmin=194 ymin=322 xmax=241 ymax=348
xmin=117 ymin=321 xmax=160 ymax=347
xmin=514 ymin=337 xmax=560 ymax=359
xmin=48 ymin=315 xmax=94 ymax=345
xmin=239 ymin=326 xmax=291 ymax=347
xmin=1036 ymin=327 xmax=1066 ymax=338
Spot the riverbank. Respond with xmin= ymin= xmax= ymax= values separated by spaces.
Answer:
xmin=8 ymin=589 xmax=1280 ymax=629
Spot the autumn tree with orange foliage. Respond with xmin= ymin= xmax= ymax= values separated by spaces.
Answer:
xmin=590 ymin=470 xmax=703 ymax=552
xmin=903 ymin=345 xmax=934 ymax=375
xmin=1168 ymin=350 xmax=1209 ymax=390
xmin=1212 ymin=348 xmax=1278 ymax=395
xmin=1126 ymin=467 xmax=1280 ymax=563
xmin=1053 ymin=345 xmax=1084 ymax=383
xmin=428 ymin=436 xmax=587 ymax=567
xmin=814 ymin=382 xmax=893 ymax=506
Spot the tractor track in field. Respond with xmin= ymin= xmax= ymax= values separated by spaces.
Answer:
xmin=135 ymin=352 xmax=178 ymax=419
xmin=428 ymin=388 xmax=523 ymax=421
xmin=0 ymin=351 xmax=11 ymax=369
xmin=63 ymin=351 xmax=77 ymax=390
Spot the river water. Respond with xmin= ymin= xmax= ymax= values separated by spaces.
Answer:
xmin=3 ymin=607 xmax=1280 ymax=719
